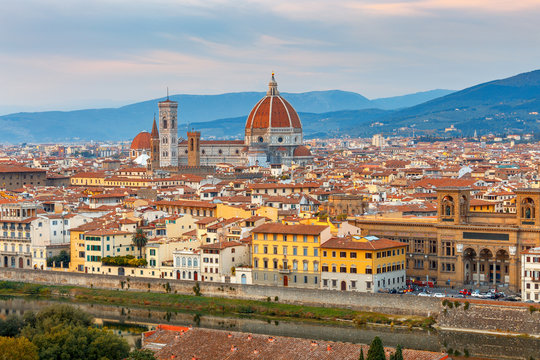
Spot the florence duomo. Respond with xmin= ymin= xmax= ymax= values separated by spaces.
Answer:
xmin=130 ymin=73 xmax=314 ymax=170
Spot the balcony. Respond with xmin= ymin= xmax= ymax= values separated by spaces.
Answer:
xmin=278 ymin=266 xmax=291 ymax=274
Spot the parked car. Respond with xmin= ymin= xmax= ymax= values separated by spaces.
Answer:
xmin=432 ymin=293 xmax=445 ymax=298
xmin=471 ymin=290 xmax=482 ymax=297
xmin=417 ymin=292 xmax=432 ymax=297
xmin=459 ymin=289 xmax=471 ymax=296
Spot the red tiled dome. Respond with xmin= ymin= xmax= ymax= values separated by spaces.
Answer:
xmin=293 ymin=145 xmax=312 ymax=157
xmin=131 ymin=131 xmax=151 ymax=150
xmin=245 ymin=75 xmax=302 ymax=130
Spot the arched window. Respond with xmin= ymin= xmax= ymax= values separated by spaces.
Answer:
xmin=522 ymin=198 xmax=535 ymax=219
xmin=182 ymin=257 xmax=186 ymax=266
xmin=188 ymin=258 xmax=192 ymax=267
xmin=331 ymin=264 xmax=337 ymax=273
xmin=292 ymin=260 xmax=298 ymax=270
xmin=313 ymin=262 xmax=319 ymax=272
xmin=190 ymin=138 xmax=194 ymax=151
xmin=303 ymin=261 xmax=309 ymax=271
xmin=193 ymin=258 xmax=198 ymax=267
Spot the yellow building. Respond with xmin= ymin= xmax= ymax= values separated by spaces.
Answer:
xmin=216 ymin=203 xmax=278 ymax=222
xmin=251 ymin=223 xmax=331 ymax=288
xmin=320 ymin=236 xmax=407 ymax=292
xmin=469 ymin=199 xmax=496 ymax=213
xmin=83 ymin=229 xmax=136 ymax=275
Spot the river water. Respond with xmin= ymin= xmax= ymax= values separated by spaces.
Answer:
xmin=0 ymin=296 xmax=538 ymax=359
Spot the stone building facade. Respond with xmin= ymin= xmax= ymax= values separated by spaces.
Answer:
xmin=353 ymin=187 xmax=540 ymax=291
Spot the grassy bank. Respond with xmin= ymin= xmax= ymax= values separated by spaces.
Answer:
xmin=0 ymin=281 xmax=435 ymax=329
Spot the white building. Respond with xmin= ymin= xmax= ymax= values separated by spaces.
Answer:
xmin=199 ymin=241 xmax=250 ymax=282
xmin=521 ymin=247 xmax=540 ymax=302
xmin=173 ymin=250 xmax=200 ymax=281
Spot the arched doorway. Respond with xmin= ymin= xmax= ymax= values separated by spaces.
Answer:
xmin=341 ymin=281 xmax=346 ymax=291
xmin=194 ymin=271 xmax=198 ymax=281
xmin=118 ymin=267 xmax=125 ymax=276
xmin=283 ymin=276 xmax=288 ymax=287
xmin=241 ymin=274 xmax=247 ymax=284
xmin=3 ymin=256 xmax=7 ymax=268
xmin=463 ymin=248 xmax=477 ymax=284
xmin=495 ymin=249 xmax=510 ymax=285
xmin=479 ymin=249 xmax=493 ymax=284
xmin=18 ymin=257 xmax=23 ymax=269
xmin=176 ymin=270 xmax=180 ymax=280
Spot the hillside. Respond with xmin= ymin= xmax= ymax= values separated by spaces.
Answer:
xmin=377 ymin=70 xmax=540 ymax=136
xmin=0 ymin=89 xmax=450 ymax=143
xmin=0 ymin=69 xmax=539 ymax=142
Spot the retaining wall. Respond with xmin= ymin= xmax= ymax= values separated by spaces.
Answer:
xmin=0 ymin=268 xmax=439 ymax=316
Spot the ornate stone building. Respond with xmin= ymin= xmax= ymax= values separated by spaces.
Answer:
xmin=353 ymin=187 xmax=540 ymax=291
xmin=139 ymin=74 xmax=314 ymax=170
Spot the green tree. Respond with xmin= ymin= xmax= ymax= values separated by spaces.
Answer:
xmin=21 ymin=305 xmax=130 ymax=360
xmin=367 ymin=336 xmax=385 ymax=360
xmin=359 ymin=347 xmax=365 ymax=360
xmin=0 ymin=314 xmax=24 ymax=337
xmin=132 ymin=228 xmax=148 ymax=258
xmin=0 ymin=336 xmax=38 ymax=360
xmin=46 ymin=250 xmax=70 ymax=268
xmin=30 ymin=325 xmax=129 ymax=360
xmin=128 ymin=349 xmax=157 ymax=360
xmin=392 ymin=344 xmax=404 ymax=360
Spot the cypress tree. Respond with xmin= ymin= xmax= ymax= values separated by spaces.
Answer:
xmin=394 ymin=344 xmax=404 ymax=360
xmin=359 ymin=348 xmax=365 ymax=360
xmin=367 ymin=336 xmax=385 ymax=360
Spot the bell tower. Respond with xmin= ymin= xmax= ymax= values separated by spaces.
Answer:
xmin=515 ymin=188 xmax=540 ymax=226
xmin=149 ymin=115 xmax=160 ymax=171
xmin=187 ymin=131 xmax=200 ymax=167
xmin=158 ymin=93 xmax=178 ymax=168
xmin=437 ymin=187 xmax=471 ymax=225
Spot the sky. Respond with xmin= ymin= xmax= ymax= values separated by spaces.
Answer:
xmin=1 ymin=0 xmax=539 ymax=115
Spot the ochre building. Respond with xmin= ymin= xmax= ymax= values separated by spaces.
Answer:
xmin=353 ymin=187 xmax=540 ymax=291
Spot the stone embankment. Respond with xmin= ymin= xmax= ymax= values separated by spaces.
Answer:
xmin=1 ymin=268 xmax=539 ymax=335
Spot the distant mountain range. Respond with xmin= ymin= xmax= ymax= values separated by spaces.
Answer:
xmin=0 ymin=69 xmax=539 ymax=143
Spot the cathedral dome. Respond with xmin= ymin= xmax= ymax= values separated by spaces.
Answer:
xmin=131 ymin=131 xmax=151 ymax=150
xmin=293 ymin=145 xmax=312 ymax=157
xmin=245 ymin=74 xmax=302 ymax=130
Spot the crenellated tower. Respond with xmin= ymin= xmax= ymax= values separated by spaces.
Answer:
xmin=158 ymin=95 xmax=178 ymax=168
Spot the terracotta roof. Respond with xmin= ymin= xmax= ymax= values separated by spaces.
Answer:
xmin=294 ymin=145 xmax=312 ymax=157
xmin=246 ymin=94 xmax=302 ymax=129
xmin=148 ymin=327 xmax=448 ymax=360
xmin=131 ymin=131 xmax=151 ymax=150
xmin=321 ymin=237 xmax=407 ymax=250
xmin=253 ymin=223 xmax=328 ymax=235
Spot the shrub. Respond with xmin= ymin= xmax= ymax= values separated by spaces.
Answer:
xmin=464 ymin=301 xmax=470 ymax=310
xmin=274 ymin=296 xmax=279 ymax=302
xmin=193 ymin=282 xmax=201 ymax=296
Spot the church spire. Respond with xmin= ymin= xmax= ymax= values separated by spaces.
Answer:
xmin=267 ymin=72 xmax=279 ymax=96
xmin=151 ymin=114 xmax=159 ymax=138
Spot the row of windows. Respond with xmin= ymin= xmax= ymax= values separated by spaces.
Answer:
xmin=321 ymin=262 xmax=404 ymax=274
xmin=86 ymin=255 xmax=101 ymax=262
xmin=175 ymin=257 xmax=199 ymax=268
xmin=2 ymin=244 xmax=30 ymax=253
xmin=526 ymin=256 xmax=540 ymax=263
xmin=202 ymin=257 xmax=218 ymax=264
xmin=253 ymin=272 xmax=318 ymax=284
xmin=253 ymin=245 xmax=318 ymax=257
xmin=253 ymin=258 xmax=319 ymax=272
xmin=1 ymin=232 xmax=30 ymax=239
xmin=254 ymin=234 xmax=318 ymax=243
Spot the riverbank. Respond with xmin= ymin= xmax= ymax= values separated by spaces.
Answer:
xmin=0 ymin=280 xmax=435 ymax=329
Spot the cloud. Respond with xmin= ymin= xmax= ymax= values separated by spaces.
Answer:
xmin=0 ymin=0 xmax=539 ymax=113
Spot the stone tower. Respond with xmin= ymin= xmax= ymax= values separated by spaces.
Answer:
xmin=187 ymin=131 xmax=201 ymax=167
xmin=149 ymin=115 xmax=160 ymax=170
xmin=158 ymin=97 xmax=178 ymax=168
xmin=436 ymin=187 xmax=471 ymax=225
